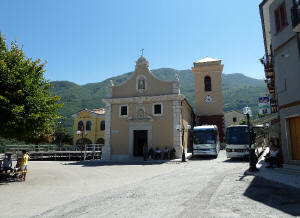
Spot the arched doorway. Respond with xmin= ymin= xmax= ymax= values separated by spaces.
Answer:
xmin=76 ymin=138 xmax=92 ymax=145
xmin=96 ymin=138 xmax=105 ymax=145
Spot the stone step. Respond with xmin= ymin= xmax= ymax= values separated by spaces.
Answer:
xmin=274 ymin=164 xmax=300 ymax=176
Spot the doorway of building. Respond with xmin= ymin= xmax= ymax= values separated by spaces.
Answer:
xmin=289 ymin=116 xmax=300 ymax=160
xmin=133 ymin=130 xmax=147 ymax=156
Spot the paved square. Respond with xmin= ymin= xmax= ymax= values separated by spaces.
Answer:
xmin=1 ymin=151 xmax=300 ymax=218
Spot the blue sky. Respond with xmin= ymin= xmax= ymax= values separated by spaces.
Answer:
xmin=0 ymin=0 xmax=264 ymax=85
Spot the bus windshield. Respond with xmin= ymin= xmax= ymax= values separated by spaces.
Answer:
xmin=193 ymin=129 xmax=217 ymax=144
xmin=226 ymin=126 xmax=249 ymax=145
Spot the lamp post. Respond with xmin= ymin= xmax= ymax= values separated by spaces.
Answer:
xmin=176 ymin=124 xmax=191 ymax=162
xmin=243 ymin=107 xmax=258 ymax=172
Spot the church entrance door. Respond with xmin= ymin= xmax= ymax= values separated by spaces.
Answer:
xmin=133 ymin=130 xmax=147 ymax=156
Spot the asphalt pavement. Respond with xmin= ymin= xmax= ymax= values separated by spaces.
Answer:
xmin=1 ymin=151 xmax=300 ymax=218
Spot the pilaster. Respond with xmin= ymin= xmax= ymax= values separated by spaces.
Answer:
xmin=173 ymin=100 xmax=182 ymax=158
xmin=103 ymin=103 xmax=111 ymax=160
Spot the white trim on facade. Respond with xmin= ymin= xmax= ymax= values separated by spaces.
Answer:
xmin=119 ymin=104 xmax=129 ymax=117
xmin=152 ymin=102 xmax=163 ymax=116
xmin=103 ymin=94 xmax=185 ymax=104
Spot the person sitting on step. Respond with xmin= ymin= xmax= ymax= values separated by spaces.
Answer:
xmin=154 ymin=147 xmax=161 ymax=160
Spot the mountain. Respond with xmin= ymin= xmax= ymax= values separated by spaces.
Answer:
xmin=50 ymin=68 xmax=267 ymax=133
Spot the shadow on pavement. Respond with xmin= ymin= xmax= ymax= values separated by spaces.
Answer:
xmin=62 ymin=160 xmax=169 ymax=167
xmin=243 ymin=175 xmax=300 ymax=216
xmin=223 ymin=158 xmax=248 ymax=163
xmin=0 ymin=177 xmax=22 ymax=185
xmin=189 ymin=156 xmax=216 ymax=161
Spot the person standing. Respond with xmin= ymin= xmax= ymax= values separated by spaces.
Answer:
xmin=2 ymin=154 xmax=13 ymax=173
xmin=163 ymin=147 xmax=169 ymax=160
xmin=20 ymin=150 xmax=30 ymax=181
xmin=142 ymin=143 xmax=148 ymax=161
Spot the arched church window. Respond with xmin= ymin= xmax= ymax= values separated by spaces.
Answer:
xmin=100 ymin=120 xmax=105 ymax=131
xmin=138 ymin=78 xmax=145 ymax=90
xmin=86 ymin=120 xmax=92 ymax=131
xmin=78 ymin=121 xmax=84 ymax=131
xmin=136 ymin=75 xmax=147 ymax=92
xmin=204 ymin=76 xmax=212 ymax=92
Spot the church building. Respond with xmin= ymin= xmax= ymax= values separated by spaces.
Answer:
xmin=102 ymin=56 xmax=194 ymax=160
xmin=192 ymin=57 xmax=225 ymax=141
xmin=99 ymin=55 xmax=224 ymax=161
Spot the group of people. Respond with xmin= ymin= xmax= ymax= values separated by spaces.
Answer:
xmin=0 ymin=150 xmax=30 ymax=181
xmin=265 ymin=138 xmax=282 ymax=168
xmin=142 ymin=144 xmax=176 ymax=161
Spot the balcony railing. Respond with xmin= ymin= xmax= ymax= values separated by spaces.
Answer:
xmin=265 ymin=71 xmax=274 ymax=78
xmin=270 ymin=99 xmax=277 ymax=106
xmin=267 ymin=83 xmax=275 ymax=91
xmin=292 ymin=1 xmax=300 ymax=32
xmin=260 ymin=54 xmax=274 ymax=74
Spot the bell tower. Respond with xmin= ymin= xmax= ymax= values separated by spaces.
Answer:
xmin=192 ymin=57 xmax=224 ymax=141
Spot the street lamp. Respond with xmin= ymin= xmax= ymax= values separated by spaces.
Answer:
xmin=76 ymin=130 xmax=88 ymax=160
xmin=176 ymin=124 xmax=191 ymax=162
xmin=243 ymin=106 xmax=258 ymax=172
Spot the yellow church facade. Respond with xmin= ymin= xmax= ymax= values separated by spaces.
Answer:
xmin=72 ymin=108 xmax=106 ymax=145
xmin=102 ymin=56 xmax=194 ymax=160
xmin=71 ymin=55 xmax=224 ymax=161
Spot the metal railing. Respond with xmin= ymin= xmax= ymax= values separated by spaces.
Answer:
xmin=261 ymin=54 xmax=274 ymax=73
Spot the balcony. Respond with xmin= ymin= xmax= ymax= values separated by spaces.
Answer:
xmin=265 ymin=70 xmax=274 ymax=78
xmin=267 ymin=83 xmax=275 ymax=92
xmin=292 ymin=2 xmax=300 ymax=32
xmin=260 ymin=55 xmax=274 ymax=77
xmin=270 ymin=99 xmax=277 ymax=106
xmin=271 ymin=105 xmax=278 ymax=113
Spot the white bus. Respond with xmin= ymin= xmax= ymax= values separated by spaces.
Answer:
xmin=225 ymin=125 xmax=250 ymax=159
xmin=192 ymin=125 xmax=220 ymax=158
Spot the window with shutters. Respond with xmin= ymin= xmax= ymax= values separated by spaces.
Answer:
xmin=100 ymin=120 xmax=105 ymax=131
xmin=274 ymin=2 xmax=288 ymax=33
xmin=86 ymin=120 xmax=92 ymax=131
xmin=78 ymin=121 xmax=84 ymax=131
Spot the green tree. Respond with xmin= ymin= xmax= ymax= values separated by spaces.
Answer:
xmin=52 ymin=125 xmax=73 ymax=146
xmin=0 ymin=32 xmax=63 ymax=143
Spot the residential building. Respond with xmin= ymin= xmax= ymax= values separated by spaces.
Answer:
xmin=72 ymin=108 xmax=106 ymax=145
xmin=260 ymin=0 xmax=300 ymax=166
xmin=102 ymin=55 xmax=194 ymax=160
xmin=224 ymin=110 xmax=245 ymax=129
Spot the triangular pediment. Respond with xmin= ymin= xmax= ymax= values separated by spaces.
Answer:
xmin=108 ymin=56 xmax=180 ymax=98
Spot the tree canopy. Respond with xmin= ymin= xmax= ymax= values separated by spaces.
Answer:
xmin=0 ymin=32 xmax=63 ymax=143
